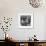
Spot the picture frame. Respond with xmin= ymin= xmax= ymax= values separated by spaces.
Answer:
xmin=18 ymin=13 xmax=33 ymax=28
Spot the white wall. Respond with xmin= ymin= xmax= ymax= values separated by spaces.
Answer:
xmin=0 ymin=0 xmax=46 ymax=40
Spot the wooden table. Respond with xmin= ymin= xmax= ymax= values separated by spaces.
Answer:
xmin=5 ymin=39 xmax=46 ymax=46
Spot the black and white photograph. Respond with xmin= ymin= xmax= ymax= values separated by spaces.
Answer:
xmin=18 ymin=13 xmax=33 ymax=28
xmin=20 ymin=15 xmax=31 ymax=26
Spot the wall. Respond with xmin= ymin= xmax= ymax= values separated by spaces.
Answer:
xmin=0 ymin=0 xmax=46 ymax=40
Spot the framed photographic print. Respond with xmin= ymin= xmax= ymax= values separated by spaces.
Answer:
xmin=18 ymin=13 xmax=33 ymax=28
